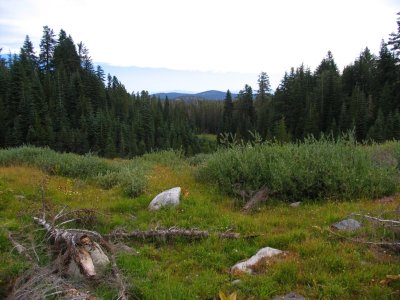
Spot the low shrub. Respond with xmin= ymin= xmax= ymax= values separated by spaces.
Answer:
xmin=197 ymin=137 xmax=399 ymax=201
xmin=0 ymin=146 xmax=150 ymax=197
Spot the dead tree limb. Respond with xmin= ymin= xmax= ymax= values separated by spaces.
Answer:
xmin=350 ymin=213 xmax=400 ymax=226
xmin=33 ymin=216 xmax=106 ymax=279
xmin=242 ymin=187 xmax=269 ymax=212
xmin=7 ymin=230 xmax=33 ymax=262
xmin=108 ymin=228 xmax=240 ymax=241
xmin=327 ymin=228 xmax=400 ymax=252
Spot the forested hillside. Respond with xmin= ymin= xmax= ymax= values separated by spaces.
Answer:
xmin=220 ymin=12 xmax=400 ymax=142
xmin=1 ymin=13 xmax=399 ymax=157
xmin=0 ymin=27 xmax=201 ymax=157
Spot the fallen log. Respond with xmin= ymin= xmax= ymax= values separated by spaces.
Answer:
xmin=108 ymin=228 xmax=240 ymax=240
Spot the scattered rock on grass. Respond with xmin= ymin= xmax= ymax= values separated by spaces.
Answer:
xmin=231 ymin=247 xmax=283 ymax=274
xmin=331 ymin=218 xmax=361 ymax=231
xmin=289 ymin=201 xmax=301 ymax=207
xmin=231 ymin=279 xmax=241 ymax=285
xmin=113 ymin=242 xmax=138 ymax=255
xmin=15 ymin=195 xmax=26 ymax=200
xmin=272 ymin=292 xmax=306 ymax=300
xmin=148 ymin=187 xmax=181 ymax=211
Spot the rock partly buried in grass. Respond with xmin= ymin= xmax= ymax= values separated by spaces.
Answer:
xmin=331 ymin=218 xmax=361 ymax=231
xmin=148 ymin=187 xmax=181 ymax=211
xmin=272 ymin=292 xmax=306 ymax=300
xmin=231 ymin=246 xmax=283 ymax=274
xmin=290 ymin=201 xmax=301 ymax=207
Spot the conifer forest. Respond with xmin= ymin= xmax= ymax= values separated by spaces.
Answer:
xmin=1 ymin=13 xmax=400 ymax=158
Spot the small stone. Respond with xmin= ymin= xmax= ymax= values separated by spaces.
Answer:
xmin=290 ymin=201 xmax=301 ymax=207
xmin=15 ymin=195 xmax=26 ymax=200
xmin=113 ymin=243 xmax=138 ymax=255
xmin=272 ymin=292 xmax=306 ymax=300
xmin=231 ymin=279 xmax=241 ymax=285
xmin=148 ymin=187 xmax=181 ymax=211
xmin=231 ymin=246 xmax=283 ymax=274
xmin=331 ymin=218 xmax=361 ymax=231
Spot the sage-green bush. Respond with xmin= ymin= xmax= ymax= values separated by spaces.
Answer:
xmin=0 ymin=146 xmax=149 ymax=197
xmin=197 ymin=137 xmax=399 ymax=201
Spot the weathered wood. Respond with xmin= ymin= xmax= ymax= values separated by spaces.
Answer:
xmin=108 ymin=228 xmax=240 ymax=240
xmin=33 ymin=216 xmax=104 ymax=279
xmin=242 ymin=187 xmax=269 ymax=212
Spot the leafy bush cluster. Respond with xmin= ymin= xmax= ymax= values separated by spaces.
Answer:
xmin=0 ymin=146 xmax=149 ymax=197
xmin=197 ymin=137 xmax=400 ymax=201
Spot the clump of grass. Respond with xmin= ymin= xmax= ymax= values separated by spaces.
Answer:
xmin=197 ymin=136 xmax=399 ymax=201
xmin=0 ymin=146 xmax=150 ymax=197
xmin=141 ymin=149 xmax=184 ymax=167
xmin=0 ymin=146 xmax=114 ymax=178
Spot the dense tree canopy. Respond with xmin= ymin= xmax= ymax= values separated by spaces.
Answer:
xmin=0 ymin=26 xmax=201 ymax=157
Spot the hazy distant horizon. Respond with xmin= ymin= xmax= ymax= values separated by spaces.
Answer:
xmin=98 ymin=63 xmax=275 ymax=95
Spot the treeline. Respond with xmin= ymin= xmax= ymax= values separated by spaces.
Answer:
xmin=1 ymin=14 xmax=400 ymax=158
xmin=0 ymin=26 xmax=201 ymax=157
xmin=219 ymin=14 xmax=400 ymax=142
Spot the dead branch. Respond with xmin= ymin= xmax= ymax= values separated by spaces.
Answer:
xmin=7 ymin=230 xmax=33 ymax=262
xmin=108 ymin=227 xmax=240 ymax=241
xmin=109 ymin=252 xmax=128 ymax=300
xmin=327 ymin=228 xmax=400 ymax=252
xmin=242 ymin=187 xmax=269 ymax=212
xmin=350 ymin=213 xmax=400 ymax=227
xmin=8 ymin=265 xmax=97 ymax=300
xmin=33 ymin=216 xmax=105 ymax=279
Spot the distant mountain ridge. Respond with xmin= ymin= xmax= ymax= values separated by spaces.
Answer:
xmin=153 ymin=90 xmax=237 ymax=101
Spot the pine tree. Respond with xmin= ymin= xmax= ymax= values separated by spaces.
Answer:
xmin=275 ymin=116 xmax=290 ymax=142
xmin=39 ymin=26 xmax=56 ymax=73
xmin=235 ymin=84 xmax=256 ymax=140
xmin=222 ymin=90 xmax=234 ymax=133
xmin=256 ymin=72 xmax=271 ymax=100
xmin=388 ymin=12 xmax=400 ymax=58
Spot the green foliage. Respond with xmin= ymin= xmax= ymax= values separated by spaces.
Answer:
xmin=0 ymin=145 xmax=150 ymax=197
xmin=198 ymin=136 xmax=399 ymax=201
xmin=0 ymin=151 xmax=399 ymax=299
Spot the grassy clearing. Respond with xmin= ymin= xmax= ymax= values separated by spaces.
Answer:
xmin=0 ymin=145 xmax=399 ymax=299
xmin=0 ymin=146 xmax=151 ymax=197
xmin=197 ymin=138 xmax=400 ymax=201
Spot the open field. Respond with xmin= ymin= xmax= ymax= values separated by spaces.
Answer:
xmin=0 ymin=144 xmax=399 ymax=299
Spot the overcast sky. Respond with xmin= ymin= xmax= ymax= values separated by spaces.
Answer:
xmin=1 ymin=0 xmax=399 ymax=93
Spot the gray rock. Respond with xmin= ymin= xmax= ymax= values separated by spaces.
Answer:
xmin=231 ymin=279 xmax=241 ymax=285
xmin=113 ymin=242 xmax=139 ymax=255
xmin=332 ymin=218 xmax=361 ymax=231
xmin=15 ymin=195 xmax=26 ymax=200
xmin=290 ymin=201 xmax=301 ymax=207
xmin=273 ymin=292 xmax=306 ymax=300
xmin=231 ymin=246 xmax=283 ymax=274
xmin=148 ymin=187 xmax=181 ymax=210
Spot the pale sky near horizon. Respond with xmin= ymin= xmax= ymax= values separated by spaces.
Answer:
xmin=1 ymin=0 xmax=399 ymax=93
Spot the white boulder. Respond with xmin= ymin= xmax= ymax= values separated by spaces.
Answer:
xmin=148 ymin=187 xmax=181 ymax=211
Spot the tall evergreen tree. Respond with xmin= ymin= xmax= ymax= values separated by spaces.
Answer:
xmin=221 ymin=90 xmax=234 ymax=133
xmin=235 ymin=84 xmax=256 ymax=140
xmin=39 ymin=26 xmax=56 ymax=73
